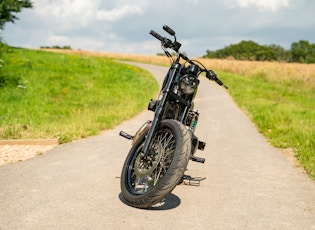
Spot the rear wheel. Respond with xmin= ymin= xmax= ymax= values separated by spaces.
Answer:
xmin=120 ymin=119 xmax=191 ymax=208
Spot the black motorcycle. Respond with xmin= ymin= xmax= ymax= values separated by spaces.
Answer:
xmin=120 ymin=25 xmax=228 ymax=208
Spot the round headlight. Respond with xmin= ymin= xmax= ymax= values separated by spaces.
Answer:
xmin=178 ymin=74 xmax=199 ymax=95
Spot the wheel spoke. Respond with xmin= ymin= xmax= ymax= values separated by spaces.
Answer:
xmin=127 ymin=127 xmax=176 ymax=194
xmin=121 ymin=120 xmax=191 ymax=208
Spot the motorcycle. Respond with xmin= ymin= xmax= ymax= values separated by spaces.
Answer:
xmin=119 ymin=25 xmax=228 ymax=208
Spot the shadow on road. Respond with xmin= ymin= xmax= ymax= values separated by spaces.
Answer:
xmin=118 ymin=193 xmax=181 ymax=210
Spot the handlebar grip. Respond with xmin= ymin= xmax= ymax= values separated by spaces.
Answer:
xmin=207 ymin=70 xmax=217 ymax=81
xmin=150 ymin=30 xmax=164 ymax=42
xmin=163 ymin=25 xmax=175 ymax=36
xmin=213 ymin=75 xmax=224 ymax=86
xmin=207 ymin=70 xmax=228 ymax=89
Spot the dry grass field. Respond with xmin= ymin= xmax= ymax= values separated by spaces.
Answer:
xmin=45 ymin=49 xmax=315 ymax=89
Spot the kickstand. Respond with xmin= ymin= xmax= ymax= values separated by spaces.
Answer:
xmin=180 ymin=175 xmax=206 ymax=186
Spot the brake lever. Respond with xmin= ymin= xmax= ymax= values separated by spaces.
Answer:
xmin=162 ymin=38 xmax=173 ymax=49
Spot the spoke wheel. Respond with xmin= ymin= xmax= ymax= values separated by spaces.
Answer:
xmin=121 ymin=120 xmax=191 ymax=208
xmin=129 ymin=128 xmax=175 ymax=194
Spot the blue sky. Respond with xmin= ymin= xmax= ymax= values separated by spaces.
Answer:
xmin=2 ymin=0 xmax=315 ymax=57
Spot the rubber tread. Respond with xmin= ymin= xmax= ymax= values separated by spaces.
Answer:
xmin=120 ymin=119 xmax=191 ymax=208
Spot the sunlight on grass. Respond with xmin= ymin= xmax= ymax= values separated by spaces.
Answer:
xmin=218 ymin=71 xmax=315 ymax=179
xmin=0 ymin=48 xmax=158 ymax=143
xmin=3 ymin=48 xmax=314 ymax=180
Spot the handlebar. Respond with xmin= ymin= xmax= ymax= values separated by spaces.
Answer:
xmin=150 ymin=25 xmax=228 ymax=89
xmin=163 ymin=25 xmax=175 ymax=36
xmin=150 ymin=30 xmax=174 ymax=49
xmin=207 ymin=70 xmax=228 ymax=89
xmin=150 ymin=26 xmax=181 ymax=52
xmin=149 ymin=30 xmax=164 ymax=42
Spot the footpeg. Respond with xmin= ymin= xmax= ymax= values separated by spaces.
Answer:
xmin=119 ymin=131 xmax=134 ymax=140
xmin=190 ymin=156 xmax=205 ymax=163
xmin=181 ymin=175 xmax=206 ymax=186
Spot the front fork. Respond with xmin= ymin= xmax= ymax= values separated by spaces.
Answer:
xmin=142 ymin=64 xmax=180 ymax=156
xmin=119 ymin=64 xmax=179 ymax=148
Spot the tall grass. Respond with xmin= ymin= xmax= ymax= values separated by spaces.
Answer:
xmin=0 ymin=48 xmax=158 ymax=143
xmin=48 ymin=49 xmax=315 ymax=88
xmin=198 ymin=58 xmax=315 ymax=179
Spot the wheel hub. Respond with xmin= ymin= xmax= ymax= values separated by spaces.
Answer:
xmin=134 ymin=144 xmax=163 ymax=178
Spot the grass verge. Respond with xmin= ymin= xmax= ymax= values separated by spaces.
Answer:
xmin=0 ymin=48 xmax=158 ymax=143
xmin=218 ymin=71 xmax=315 ymax=179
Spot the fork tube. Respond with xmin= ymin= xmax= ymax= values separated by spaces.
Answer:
xmin=143 ymin=63 xmax=180 ymax=155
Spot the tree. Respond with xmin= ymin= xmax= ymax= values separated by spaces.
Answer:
xmin=291 ymin=40 xmax=315 ymax=63
xmin=204 ymin=40 xmax=271 ymax=61
xmin=203 ymin=41 xmax=296 ymax=62
xmin=0 ymin=0 xmax=33 ymax=85
xmin=0 ymin=0 xmax=33 ymax=30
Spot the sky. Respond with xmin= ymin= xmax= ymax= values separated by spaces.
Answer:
xmin=1 ymin=0 xmax=315 ymax=57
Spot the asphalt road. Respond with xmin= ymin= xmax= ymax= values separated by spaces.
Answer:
xmin=1 ymin=62 xmax=315 ymax=230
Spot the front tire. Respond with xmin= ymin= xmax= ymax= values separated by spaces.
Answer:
xmin=120 ymin=119 xmax=191 ymax=208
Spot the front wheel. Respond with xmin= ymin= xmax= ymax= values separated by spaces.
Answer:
xmin=120 ymin=119 xmax=191 ymax=208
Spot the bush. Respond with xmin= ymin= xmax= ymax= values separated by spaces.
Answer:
xmin=0 ymin=39 xmax=6 ymax=84
xmin=40 ymin=45 xmax=72 ymax=50
xmin=0 ymin=40 xmax=22 ymax=88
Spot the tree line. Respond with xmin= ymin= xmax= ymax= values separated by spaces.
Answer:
xmin=203 ymin=40 xmax=315 ymax=63
xmin=40 ymin=45 xmax=72 ymax=50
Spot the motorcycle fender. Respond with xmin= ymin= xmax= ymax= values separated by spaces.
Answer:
xmin=132 ymin=120 xmax=152 ymax=146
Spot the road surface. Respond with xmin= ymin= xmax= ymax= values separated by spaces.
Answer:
xmin=1 ymin=62 xmax=315 ymax=229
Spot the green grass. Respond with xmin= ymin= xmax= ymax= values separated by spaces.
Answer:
xmin=219 ymin=71 xmax=315 ymax=179
xmin=0 ymin=48 xmax=158 ymax=143
xmin=1 ymin=47 xmax=314 ymax=180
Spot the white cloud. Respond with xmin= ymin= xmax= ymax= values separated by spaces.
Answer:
xmin=48 ymin=34 xmax=105 ymax=51
xmin=31 ymin=0 xmax=98 ymax=29
xmin=2 ymin=0 xmax=315 ymax=56
xmin=34 ymin=0 xmax=95 ymax=18
xmin=31 ymin=0 xmax=144 ymax=29
xmin=186 ymin=0 xmax=200 ymax=6
xmin=234 ymin=0 xmax=290 ymax=12
xmin=96 ymin=5 xmax=143 ymax=21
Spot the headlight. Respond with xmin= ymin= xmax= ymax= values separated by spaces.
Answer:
xmin=178 ymin=74 xmax=199 ymax=95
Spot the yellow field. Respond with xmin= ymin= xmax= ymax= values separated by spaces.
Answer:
xmin=199 ymin=58 xmax=315 ymax=87
xmin=44 ymin=49 xmax=315 ymax=88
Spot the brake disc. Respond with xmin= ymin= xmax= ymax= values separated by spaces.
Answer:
xmin=134 ymin=144 xmax=163 ymax=178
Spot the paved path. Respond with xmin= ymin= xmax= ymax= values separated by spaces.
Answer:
xmin=1 ymin=62 xmax=315 ymax=230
